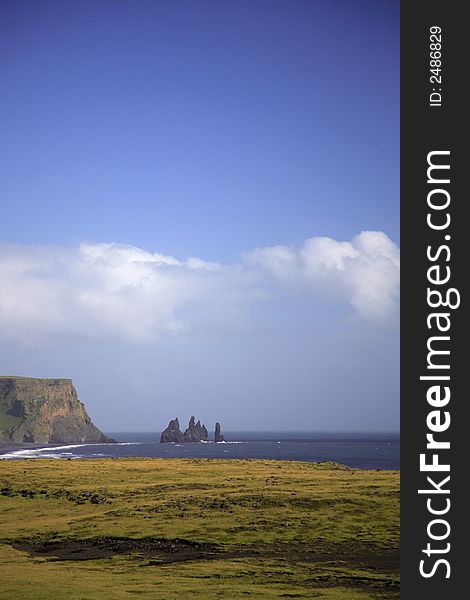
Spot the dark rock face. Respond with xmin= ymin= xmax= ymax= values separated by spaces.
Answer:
xmin=0 ymin=376 xmax=114 ymax=444
xmin=214 ymin=422 xmax=225 ymax=443
xmin=160 ymin=416 xmax=209 ymax=443
xmin=184 ymin=416 xmax=208 ymax=442
xmin=160 ymin=418 xmax=185 ymax=443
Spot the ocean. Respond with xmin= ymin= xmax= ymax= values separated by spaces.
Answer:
xmin=0 ymin=431 xmax=399 ymax=469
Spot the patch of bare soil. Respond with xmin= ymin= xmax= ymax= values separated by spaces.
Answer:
xmin=9 ymin=537 xmax=399 ymax=596
xmin=12 ymin=537 xmax=217 ymax=562
xmin=11 ymin=536 xmax=398 ymax=569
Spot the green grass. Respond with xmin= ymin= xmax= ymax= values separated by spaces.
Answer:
xmin=0 ymin=413 xmax=21 ymax=431
xmin=0 ymin=458 xmax=399 ymax=599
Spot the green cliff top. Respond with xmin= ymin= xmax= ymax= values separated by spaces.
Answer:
xmin=0 ymin=376 xmax=73 ymax=382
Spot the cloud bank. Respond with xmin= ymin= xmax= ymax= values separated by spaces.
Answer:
xmin=0 ymin=231 xmax=399 ymax=344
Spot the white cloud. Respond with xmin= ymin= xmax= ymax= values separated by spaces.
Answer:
xmin=243 ymin=245 xmax=299 ymax=282
xmin=0 ymin=232 xmax=399 ymax=344
xmin=301 ymin=237 xmax=359 ymax=273
xmin=246 ymin=231 xmax=400 ymax=321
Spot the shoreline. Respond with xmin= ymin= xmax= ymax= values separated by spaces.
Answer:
xmin=0 ymin=452 xmax=400 ymax=472
xmin=1 ymin=434 xmax=400 ymax=469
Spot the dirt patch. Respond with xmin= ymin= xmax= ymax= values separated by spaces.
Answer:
xmin=9 ymin=537 xmax=399 ymax=595
xmin=12 ymin=536 xmax=217 ymax=562
xmin=258 ymin=541 xmax=397 ymax=572
xmin=11 ymin=536 xmax=398 ymax=571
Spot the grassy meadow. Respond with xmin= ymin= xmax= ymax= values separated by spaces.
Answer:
xmin=0 ymin=458 xmax=399 ymax=599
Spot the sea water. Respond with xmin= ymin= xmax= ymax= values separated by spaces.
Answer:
xmin=0 ymin=431 xmax=399 ymax=469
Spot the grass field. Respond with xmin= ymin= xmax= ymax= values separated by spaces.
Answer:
xmin=0 ymin=458 xmax=399 ymax=599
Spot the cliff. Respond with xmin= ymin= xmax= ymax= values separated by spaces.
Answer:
xmin=0 ymin=376 xmax=114 ymax=444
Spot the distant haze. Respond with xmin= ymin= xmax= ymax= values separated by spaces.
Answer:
xmin=0 ymin=1 xmax=399 ymax=432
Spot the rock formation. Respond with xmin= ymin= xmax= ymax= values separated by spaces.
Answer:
xmin=184 ymin=416 xmax=208 ymax=442
xmin=0 ymin=376 xmax=114 ymax=444
xmin=160 ymin=416 xmax=209 ymax=443
xmin=214 ymin=422 xmax=225 ymax=443
xmin=160 ymin=418 xmax=185 ymax=443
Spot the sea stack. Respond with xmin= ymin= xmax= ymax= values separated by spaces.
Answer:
xmin=214 ymin=422 xmax=225 ymax=443
xmin=160 ymin=416 xmax=210 ymax=443
xmin=184 ymin=416 xmax=208 ymax=442
xmin=160 ymin=418 xmax=185 ymax=443
xmin=0 ymin=376 xmax=114 ymax=444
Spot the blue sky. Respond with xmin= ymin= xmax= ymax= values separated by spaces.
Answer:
xmin=0 ymin=0 xmax=398 ymax=259
xmin=0 ymin=0 xmax=399 ymax=431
